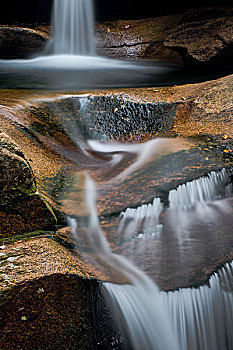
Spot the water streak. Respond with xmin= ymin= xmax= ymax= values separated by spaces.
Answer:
xmin=68 ymin=165 xmax=232 ymax=350
xmin=69 ymin=174 xmax=179 ymax=350
xmin=52 ymin=0 xmax=96 ymax=55
xmin=118 ymin=197 xmax=163 ymax=239
xmin=169 ymin=168 xmax=230 ymax=211
xmin=107 ymin=262 xmax=233 ymax=350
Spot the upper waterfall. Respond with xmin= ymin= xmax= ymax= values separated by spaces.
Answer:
xmin=52 ymin=0 xmax=96 ymax=55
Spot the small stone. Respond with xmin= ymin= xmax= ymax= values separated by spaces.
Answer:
xmin=21 ymin=316 xmax=27 ymax=321
xmin=37 ymin=287 xmax=45 ymax=294
xmin=0 ymin=245 xmax=6 ymax=250
xmin=1 ymin=274 xmax=9 ymax=281
xmin=8 ymin=263 xmax=19 ymax=269
xmin=0 ymin=253 xmax=6 ymax=257
xmin=7 ymin=256 xmax=20 ymax=262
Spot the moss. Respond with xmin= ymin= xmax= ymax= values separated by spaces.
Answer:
xmin=0 ymin=289 xmax=11 ymax=306
xmin=0 ymin=230 xmax=48 ymax=246
xmin=39 ymin=194 xmax=58 ymax=225
xmin=0 ymin=184 xmax=37 ymax=207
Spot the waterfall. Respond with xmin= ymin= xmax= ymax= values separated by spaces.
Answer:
xmin=106 ymin=262 xmax=233 ymax=350
xmin=118 ymin=197 xmax=163 ymax=239
xmin=117 ymin=168 xmax=231 ymax=240
xmin=69 ymin=174 xmax=179 ymax=350
xmin=52 ymin=0 xmax=96 ymax=55
xmin=69 ymin=169 xmax=233 ymax=350
xmin=169 ymin=168 xmax=230 ymax=210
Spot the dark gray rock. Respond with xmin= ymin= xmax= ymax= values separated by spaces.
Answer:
xmin=164 ymin=12 xmax=233 ymax=68
xmin=0 ymin=26 xmax=47 ymax=58
xmin=96 ymin=16 xmax=181 ymax=63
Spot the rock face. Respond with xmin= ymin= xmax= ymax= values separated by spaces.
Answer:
xmin=0 ymin=26 xmax=48 ymax=59
xmin=96 ymin=16 xmax=181 ymax=63
xmin=0 ymin=274 xmax=119 ymax=350
xmin=0 ymin=237 xmax=120 ymax=350
xmin=164 ymin=8 xmax=233 ymax=68
xmin=0 ymin=132 xmax=56 ymax=236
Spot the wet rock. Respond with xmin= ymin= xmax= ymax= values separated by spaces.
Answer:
xmin=0 ymin=26 xmax=47 ymax=59
xmin=0 ymin=133 xmax=56 ymax=236
xmin=0 ymin=132 xmax=34 ymax=193
xmin=96 ymin=16 xmax=181 ymax=63
xmin=164 ymin=8 xmax=233 ymax=68
xmin=0 ymin=275 xmax=91 ymax=349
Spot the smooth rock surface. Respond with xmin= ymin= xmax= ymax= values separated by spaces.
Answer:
xmin=0 ymin=26 xmax=47 ymax=59
xmin=96 ymin=16 xmax=181 ymax=62
xmin=164 ymin=10 xmax=233 ymax=68
xmin=0 ymin=132 xmax=56 ymax=236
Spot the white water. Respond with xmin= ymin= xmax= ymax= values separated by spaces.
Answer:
xmin=105 ymin=169 xmax=233 ymax=350
xmin=69 ymin=167 xmax=233 ymax=350
xmin=118 ymin=197 xmax=163 ymax=239
xmin=52 ymin=0 xmax=95 ymax=55
xmin=107 ymin=262 xmax=233 ymax=350
xmin=87 ymin=138 xmax=189 ymax=181
xmin=116 ymin=168 xmax=231 ymax=241
xmin=69 ymin=175 xmax=179 ymax=350
xmin=167 ymin=168 xmax=232 ymax=239
xmin=169 ymin=168 xmax=229 ymax=210
xmin=164 ymin=262 xmax=233 ymax=350
xmin=0 ymin=0 xmax=140 ymax=71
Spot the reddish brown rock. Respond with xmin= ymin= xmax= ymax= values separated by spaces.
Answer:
xmin=0 ymin=133 xmax=56 ymax=237
xmin=0 ymin=238 xmax=119 ymax=350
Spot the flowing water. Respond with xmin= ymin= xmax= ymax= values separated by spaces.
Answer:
xmin=69 ymin=175 xmax=180 ymax=350
xmin=105 ymin=262 xmax=233 ymax=350
xmin=52 ymin=0 xmax=95 ymax=55
xmin=0 ymin=0 xmax=232 ymax=346
xmin=1 ymin=90 xmax=233 ymax=349
xmin=69 ymin=171 xmax=233 ymax=350
xmin=0 ymin=0 xmax=179 ymax=89
xmin=0 ymin=0 xmax=224 ymax=89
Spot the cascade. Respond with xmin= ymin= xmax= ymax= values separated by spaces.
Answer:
xmin=169 ymin=168 xmax=230 ymax=210
xmin=118 ymin=197 xmax=163 ymax=238
xmin=69 ymin=175 xmax=179 ymax=350
xmin=106 ymin=262 xmax=233 ymax=350
xmin=104 ymin=169 xmax=233 ymax=350
xmin=117 ymin=168 xmax=231 ymax=239
xmin=69 ymin=171 xmax=233 ymax=350
xmin=52 ymin=0 xmax=95 ymax=55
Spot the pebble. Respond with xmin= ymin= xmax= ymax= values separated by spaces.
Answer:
xmin=7 ymin=256 xmax=20 ymax=262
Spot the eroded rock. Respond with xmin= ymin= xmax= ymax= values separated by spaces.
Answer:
xmin=0 ymin=26 xmax=47 ymax=59
xmin=0 ymin=132 xmax=56 ymax=236
xmin=96 ymin=16 xmax=181 ymax=62
xmin=164 ymin=9 xmax=233 ymax=68
xmin=0 ymin=237 xmax=120 ymax=350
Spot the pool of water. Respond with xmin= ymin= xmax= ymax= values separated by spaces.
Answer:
xmin=0 ymin=55 xmax=231 ymax=90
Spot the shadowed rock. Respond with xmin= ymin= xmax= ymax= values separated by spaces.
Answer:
xmin=164 ymin=8 xmax=233 ymax=68
xmin=96 ymin=16 xmax=181 ymax=63
xmin=0 ymin=133 xmax=56 ymax=237
xmin=0 ymin=26 xmax=47 ymax=59
xmin=0 ymin=237 xmax=120 ymax=350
